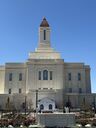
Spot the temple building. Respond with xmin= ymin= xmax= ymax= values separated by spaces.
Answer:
xmin=0 ymin=18 xmax=95 ymax=112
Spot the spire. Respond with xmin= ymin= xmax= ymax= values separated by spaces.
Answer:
xmin=28 ymin=18 xmax=61 ymax=59
xmin=38 ymin=17 xmax=51 ymax=49
xmin=40 ymin=17 xmax=49 ymax=27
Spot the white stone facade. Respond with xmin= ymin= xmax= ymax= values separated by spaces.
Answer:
xmin=0 ymin=18 xmax=95 ymax=111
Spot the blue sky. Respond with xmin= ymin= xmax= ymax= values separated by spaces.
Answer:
xmin=0 ymin=0 xmax=96 ymax=92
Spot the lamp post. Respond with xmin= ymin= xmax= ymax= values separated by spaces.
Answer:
xmin=63 ymin=89 xmax=65 ymax=113
xmin=0 ymin=111 xmax=2 ymax=128
xmin=93 ymin=95 xmax=96 ymax=113
xmin=35 ymin=90 xmax=38 ymax=124
xmin=36 ymin=90 xmax=38 ymax=113
xmin=25 ymin=95 xmax=27 ymax=115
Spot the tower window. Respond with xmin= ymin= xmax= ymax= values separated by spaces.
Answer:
xmin=43 ymin=70 xmax=48 ymax=80
xmin=78 ymin=73 xmax=81 ymax=81
xmin=68 ymin=73 xmax=71 ymax=81
xmin=9 ymin=73 xmax=12 ymax=81
xmin=50 ymin=71 xmax=52 ymax=80
xmin=9 ymin=88 xmax=11 ymax=94
xmin=19 ymin=88 xmax=22 ymax=93
xmin=44 ymin=30 xmax=46 ymax=40
xmin=38 ymin=71 xmax=41 ymax=80
xmin=19 ymin=73 xmax=22 ymax=81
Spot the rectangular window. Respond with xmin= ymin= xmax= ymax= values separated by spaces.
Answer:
xmin=9 ymin=73 xmax=12 ymax=81
xmin=19 ymin=73 xmax=22 ymax=81
xmin=43 ymin=88 xmax=48 ymax=90
xmin=9 ymin=88 xmax=11 ymax=94
xmin=44 ymin=30 xmax=46 ymax=40
xmin=39 ymin=71 xmax=41 ymax=80
xmin=69 ymin=88 xmax=72 ymax=93
xmin=79 ymin=88 xmax=82 ymax=93
xmin=50 ymin=71 xmax=52 ymax=80
xmin=78 ymin=73 xmax=81 ymax=81
xmin=68 ymin=73 xmax=71 ymax=81
xmin=19 ymin=88 xmax=22 ymax=93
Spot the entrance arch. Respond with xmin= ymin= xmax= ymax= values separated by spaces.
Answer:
xmin=38 ymin=97 xmax=55 ymax=112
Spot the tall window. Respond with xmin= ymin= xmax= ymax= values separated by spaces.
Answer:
xmin=19 ymin=88 xmax=22 ymax=93
xmin=50 ymin=71 xmax=52 ymax=80
xmin=19 ymin=73 xmax=22 ymax=81
xmin=78 ymin=73 xmax=81 ymax=81
xmin=44 ymin=30 xmax=46 ymax=40
xmin=68 ymin=73 xmax=71 ymax=81
xmin=43 ymin=70 xmax=48 ymax=80
xmin=69 ymin=88 xmax=72 ymax=93
xmin=40 ymin=104 xmax=44 ymax=110
xmin=79 ymin=88 xmax=82 ymax=93
xmin=9 ymin=88 xmax=11 ymax=94
xmin=38 ymin=71 xmax=41 ymax=80
xmin=49 ymin=104 xmax=52 ymax=110
xmin=9 ymin=73 xmax=12 ymax=81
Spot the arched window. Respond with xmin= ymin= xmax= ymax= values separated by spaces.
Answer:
xmin=40 ymin=104 xmax=44 ymax=110
xmin=43 ymin=70 xmax=48 ymax=80
xmin=49 ymin=104 xmax=52 ymax=110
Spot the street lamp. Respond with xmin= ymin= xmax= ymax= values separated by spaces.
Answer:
xmin=25 ymin=95 xmax=27 ymax=115
xmin=36 ymin=90 xmax=38 ymax=113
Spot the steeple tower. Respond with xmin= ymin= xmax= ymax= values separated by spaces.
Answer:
xmin=29 ymin=17 xmax=61 ymax=59
xmin=38 ymin=17 xmax=51 ymax=49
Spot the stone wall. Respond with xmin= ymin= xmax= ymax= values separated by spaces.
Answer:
xmin=37 ymin=113 xmax=75 ymax=127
